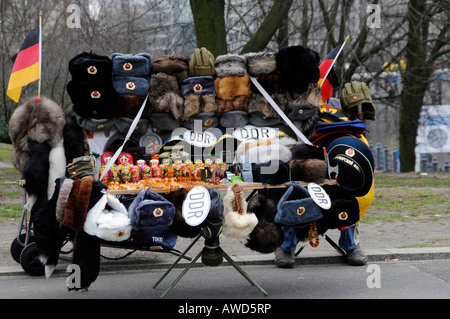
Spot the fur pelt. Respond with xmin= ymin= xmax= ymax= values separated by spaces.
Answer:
xmin=154 ymin=92 xmax=184 ymax=119
xmin=215 ymin=74 xmax=252 ymax=100
xmin=182 ymin=95 xmax=216 ymax=120
xmin=276 ymin=45 xmax=321 ymax=95
xmin=23 ymin=140 xmax=51 ymax=199
xmin=285 ymin=82 xmax=323 ymax=108
xmin=244 ymin=51 xmax=277 ymax=76
xmin=151 ymin=55 xmax=190 ymax=87
xmin=117 ymin=95 xmax=151 ymax=118
xmin=63 ymin=115 xmax=89 ymax=164
xmin=289 ymin=159 xmax=328 ymax=183
xmin=149 ymin=72 xmax=179 ymax=97
xmin=9 ymin=96 xmax=66 ymax=173
xmin=48 ymin=139 xmax=67 ymax=199
xmin=235 ymin=138 xmax=293 ymax=164
xmin=215 ymin=96 xmax=249 ymax=116
xmin=72 ymin=176 xmax=94 ymax=232
xmin=290 ymin=143 xmax=325 ymax=160
xmin=251 ymin=72 xmax=285 ymax=94
xmin=56 ymin=178 xmax=73 ymax=222
xmin=247 ymin=93 xmax=287 ymax=118
xmin=63 ymin=179 xmax=81 ymax=229
xmin=214 ymin=54 xmax=247 ymax=78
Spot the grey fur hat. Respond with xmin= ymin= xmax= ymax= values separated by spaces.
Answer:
xmin=244 ymin=51 xmax=276 ymax=76
xmin=215 ymin=54 xmax=247 ymax=78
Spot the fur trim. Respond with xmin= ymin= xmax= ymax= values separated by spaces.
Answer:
xmin=290 ymin=143 xmax=324 ymax=160
xmin=63 ymin=179 xmax=81 ymax=229
xmin=154 ymin=92 xmax=184 ymax=119
xmin=72 ymin=176 xmax=94 ymax=232
xmin=149 ymin=72 xmax=179 ymax=97
xmin=235 ymin=139 xmax=292 ymax=164
xmin=285 ymin=82 xmax=323 ymax=107
xmin=244 ymin=51 xmax=277 ymax=76
xmin=56 ymin=178 xmax=73 ymax=222
xmin=289 ymin=158 xmax=328 ymax=183
xmin=215 ymin=74 xmax=251 ymax=100
xmin=216 ymin=96 xmax=249 ymax=116
xmin=48 ymin=139 xmax=67 ymax=199
xmin=215 ymin=54 xmax=247 ymax=77
xmin=182 ymin=95 xmax=217 ymax=120
xmin=251 ymin=72 xmax=284 ymax=94
xmin=247 ymin=93 xmax=286 ymax=118
xmin=151 ymin=55 xmax=190 ymax=86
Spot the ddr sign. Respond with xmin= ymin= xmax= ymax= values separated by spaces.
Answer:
xmin=233 ymin=125 xmax=278 ymax=142
xmin=182 ymin=186 xmax=211 ymax=226
xmin=307 ymin=183 xmax=331 ymax=210
xmin=183 ymin=130 xmax=218 ymax=148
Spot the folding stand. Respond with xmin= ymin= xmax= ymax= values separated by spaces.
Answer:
xmin=153 ymin=233 xmax=268 ymax=299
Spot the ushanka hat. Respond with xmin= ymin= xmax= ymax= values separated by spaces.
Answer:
xmin=117 ymin=94 xmax=151 ymax=118
xmin=326 ymin=136 xmax=374 ymax=197
xmin=220 ymin=111 xmax=249 ymax=128
xmin=67 ymin=80 xmax=117 ymax=119
xmin=244 ymin=51 xmax=277 ymax=76
xmin=113 ymin=76 xmax=150 ymax=96
xmin=189 ymin=48 xmax=215 ymax=76
xmin=127 ymin=189 xmax=175 ymax=229
xmin=247 ymin=93 xmax=287 ymax=126
xmin=215 ymin=54 xmax=247 ymax=78
xmin=149 ymin=73 xmax=184 ymax=120
xmin=182 ymin=76 xmax=216 ymax=120
xmin=276 ymin=45 xmax=321 ymax=94
xmin=69 ymin=52 xmax=113 ymax=82
xmin=111 ymin=53 xmax=152 ymax=77
xmin=151 ymin=55 xmax=190 ymax=86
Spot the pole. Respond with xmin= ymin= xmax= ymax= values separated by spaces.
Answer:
xmin=37 ymin=10 xmax=42 ymax=101
xmin=319 ymin=35 xmax=349 ymax=89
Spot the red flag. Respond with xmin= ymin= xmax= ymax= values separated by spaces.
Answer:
xmin=318 ymin=45 xmax=341 ymax=102
xmin=7 ymin=27 xmax=41 ymax=102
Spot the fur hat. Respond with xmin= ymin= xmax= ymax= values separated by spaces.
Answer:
xmin=111 ymin=53 xmax=152 ymax=77
xmin=244 ymin=51 xmax=277 ymax=76
xmin=252 ymin=160 xmax=291 ymax=185
xmin=149 ymin=73 xmax=179 ymax=97
xmin=247 ymin=93 xmax=286 ymax=119
xmin=276 ymin=45 xmax=321 ymax=94
xmin=183 ymin=95 xmax=216 ymax=120
xmin=113 ymin=76 xmax=150 ymax=96
xmin=84 ymin=194 xmax=132 ymax=242
xmin=222 ymin=184 xmax=258 ymax=240
xmin=117 ymin=94 xmax=151 ymax=119
xmin=128 ymin=189 xmax=176 ymax=229
xmin=189 ymin=47 xmax=215 ymax=77
xmin=67 ymin=81 xmax=117 ymax=119
xmin=151 ymin=55 xmax=190 ymax=86
xmin=215 ymin=74 xmax=251 ymax=100
xmin=166 ymin=188 xmax=202 ymax=238
xmin=149 ymin=73 xmax=184 ymax=119
xmin=235 ymin=138 xmax=293 ymax=164
xmin=182 ymin=76 xmax=215 ymax=96
xmin=69 ymin=51 xmax=113 ymax=82
xmin=215 ymin=54 xmax=247 ymax=77
xmin=216 ymin=96 xmax=250 ymax=116
xmin=245 ymin=194 xmax=284 ymax=253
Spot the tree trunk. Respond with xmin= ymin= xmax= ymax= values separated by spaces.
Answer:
xmin=189 ymin=0 xmax=227 ymax=57
xmin=399 ymin=0 xmax=433 ymax=172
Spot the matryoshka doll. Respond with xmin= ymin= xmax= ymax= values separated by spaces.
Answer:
xmin=131 ymin=165 xmax=141 ymax=183
xmin=121 ymin=166 xmax=131 ymax=183
xmin=118 ymin=153 xmax=133 ymax=171
xmin=99 ymin=152 xmax=114 ymax=184
xmin=142 ymin=165 xmax=152 ymax=179
xmin=136 ymin=160 xmax=146 ymax=177
xmin=110 ymin=164 xmax=121 ymax=183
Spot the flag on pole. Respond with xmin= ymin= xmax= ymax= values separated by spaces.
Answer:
xmin=7 ymin=26 xmax=41 ymax=103
xmin=318 ymin=36 xmax=349 ymax=102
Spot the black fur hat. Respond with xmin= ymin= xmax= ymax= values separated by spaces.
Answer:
xmin=276 ymin=45 xmax=321 ymax=94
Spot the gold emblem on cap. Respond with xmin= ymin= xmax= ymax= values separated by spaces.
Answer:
xmin=91 ymin=91 xmax=101 ymax=99
xmin=193 ymin=84 xmax=203 ymax=92
xmin=153 ymin=208 xmax=164 ymax=217
xmin=297 ymin=207 xmax=306 ymax=216
xmin=126 ymin=82 xmax=136 ymax=90
xmin=338 ymin=212 xmax=348 ymax=220
xmin=123 ymin=62 xmax=133 ymax=71
xmin=87 ymin=66 xmax=98 ymax=75
xmin=116 ymin=230 xmax=126 ymax=238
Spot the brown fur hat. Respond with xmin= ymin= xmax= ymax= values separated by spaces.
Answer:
xmin=289 ymin=158 xmax=328 ymax=183
xmin=153 ymin=92 xmax=184 ymax=120
xmin=151 ymin=55 xmax=190 ymax=87
xmin=117 ymin=95 xmax=151 ymax=118
xmin=216 ymin=96 xmax=249 ymax=116
xmin=215 ymin=74 xmax=251 ymax=100
xmin=251 ymin=72 xmax=285 ymax=94
xmin=9 ymin=96 xmax=66 ymax=173
xmin=149 ymin=73 xmax=179 ymax=97
xmin=247 ymin=93 xmax=287 ymax=118
xmin=182 ymin=95 xmax=216 ymax=120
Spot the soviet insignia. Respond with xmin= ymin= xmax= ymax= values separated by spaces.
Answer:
xmin=297 ymin=207 xmax=306 ymax=216
xmin=204 ymin=119 xmax=213 ymax=126
xmin=116 ymin=230 xmax=126 ymax=238
xmin=87 ymin=66 xmax=98 ymax=75
xmin=91 ymin=91 xmax=101 ymax=99
xmin=345 ymin=148 xmax=355 ymax=157
xmin=338 ymin=212 xmax=348 ymax=221
xmin=126 ymin=82 xmax=136 ymax=91
xmin=153 ymin=208 xmax=164 ymax=218
xmin=193 ymin=84 xmax=203 ymax=93
xmin=123 ymin=62 xmax=133 ymax=71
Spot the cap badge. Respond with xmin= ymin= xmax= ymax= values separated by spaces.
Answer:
xmin=123 ymin=62 xmax=133 ymax=71
xmin=87 ymin=66 xmax=98 ymax=75
xmin=91 ymin=91 xmax=101 ymax=99
xmin=297 ymin=207 xmax=306 ymax=216
xmin=345 ymin=148 xmax=355 ymax=157
xmin=126 ymin=82 xmax=136 ymax=91
xmin=153 ymin=208 xmax=164 ymax=218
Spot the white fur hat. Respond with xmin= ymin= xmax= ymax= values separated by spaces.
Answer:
xmin=84 ymin=194 xmax=132 ymax=242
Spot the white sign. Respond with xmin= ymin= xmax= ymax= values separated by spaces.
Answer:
xmin=183 ymin=130 xmax=218 ymax=148
xmin=307 ymin=183 xmax=331 ymax=210
xmin=182 ymin=186 xmax=211 ymax=226
xmin=416 ymin=105 xmax=450 ymax=153
xmin=233 ymin=125 xmax=278 ymax=142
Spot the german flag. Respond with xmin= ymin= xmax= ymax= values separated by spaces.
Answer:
xmin=318 ymin=45 xmax=341 ymax=102
xmin=7 ymin=27 xmax=41 ymax=103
